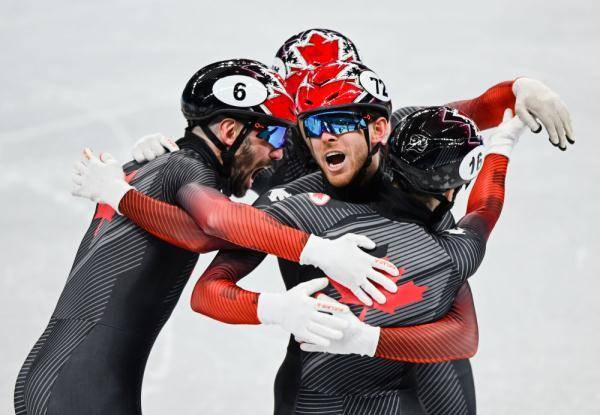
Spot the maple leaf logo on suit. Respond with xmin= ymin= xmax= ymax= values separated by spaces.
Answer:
xmin=326 ymin=243 xmax=428 ymax=321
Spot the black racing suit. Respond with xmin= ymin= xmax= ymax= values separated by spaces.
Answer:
xmin=14 ymin=136 xmax=224 ymax=415
xmin=249 ymin=106 xmax=477 ymax=414
xmin=214 ymin=167 xmax=482 ymax=414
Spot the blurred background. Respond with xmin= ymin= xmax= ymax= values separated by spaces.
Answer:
xmin=1 ymin=0 xmax=599 ymax=413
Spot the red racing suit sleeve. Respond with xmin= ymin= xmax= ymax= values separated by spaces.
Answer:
xmin=375 ymin=283 xmax=478 ymax=363
xmin=120 ymin=190 xmax=234 ymax=253
xmin=458 ymin=153 xmax=509 ymax=241
xmin=190 ymin=248 xmax=267 ymax=324
xmin=119 ymin=183 xmax=310 ymax=261
xmin=446 ymin=80 xmax=517 ymax=130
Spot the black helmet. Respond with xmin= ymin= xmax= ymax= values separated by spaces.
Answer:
xmin=387 ymin=106 xmax=484 ymax=195
xmin=182 ymin=58 xmax=295 ymax=126
xmin=181 ymin=59 xmax=296 ymax=176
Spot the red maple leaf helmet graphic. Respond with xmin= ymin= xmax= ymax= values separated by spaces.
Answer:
xmin=295 ymin=61 xmax=392 ymax=118
xmin=271 ymin=29 xmax=361 ymax=99
xmin=296 ymin=33 xmax=342 ymax=68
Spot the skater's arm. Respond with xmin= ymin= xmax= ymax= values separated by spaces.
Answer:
xmin=434 ymin=153 xmax=509 ymax=281
xmin=374 ymin=283 xmax=478 ymax=363
xmin=116 ymin=152 xmax=309 ymax=259
xmin=175 ymin=183 xmax=309 ymax=262
xmin=120 ymin=189 xmax=234 ymax=253
xmin=434 ymin=110 xmax=527 ymax=281
xmin=458 ymin=153 xmax=509 ymax=241
xmin=120 ymin=185 xmax=310 ymax=261
xmin=392 ymin=80 xmax=517 ymax=131
xmin=446 ymin=80 xmax=516 ymax=130
xmin=190 ymin=248 xmax=267 ymax=324
xmin=191 ymin=248 xmax=479 ymax=363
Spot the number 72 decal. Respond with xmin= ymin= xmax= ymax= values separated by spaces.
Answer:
xmin=359 ymin=70 xmax=391 ymax=102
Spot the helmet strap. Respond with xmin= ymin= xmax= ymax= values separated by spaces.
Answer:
xmin=200 ymin=121 xmax=253 ymax=178
xmin=200 ymin=124 xmax=228 ymax=152
xmin=350 ymin=125 xmax=380 ymax=186
xmin=430 ymin=194 xmax=455 ymax=223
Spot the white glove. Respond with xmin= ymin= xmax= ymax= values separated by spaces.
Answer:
xmin=299 ymin=294 xmax=380 ymax=357
xmin=485 ymin=109 xmax=527 ymax=159
xmin=132 ymin=133 xmax=179 ymax=163
xmin=258 ymin=278 xmax=350 ymax=347
xmin=71 ymin=148 xmax=133 ymax=214
xmin=512 ymin=78 xmax=574 ymax=150
xmin=300 ymin=234 xmax=399 ymax=307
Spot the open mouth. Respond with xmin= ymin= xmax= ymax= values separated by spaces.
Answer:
xmin=325 ymin=151 xmax=346 ymax=171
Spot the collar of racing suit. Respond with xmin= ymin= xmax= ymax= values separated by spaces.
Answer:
xmin=322 ymin=167 xmax=440 ymax=229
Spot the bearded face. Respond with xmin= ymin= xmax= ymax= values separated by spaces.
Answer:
xmin=229 ymin=133 xmax=281 ymax=197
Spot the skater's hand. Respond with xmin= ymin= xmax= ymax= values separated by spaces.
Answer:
xmin=258 ymin=278 xmax=350 ymax=347
xmin=512 ymin=78 xmax=574 ymax=150
xmin=298 ymin=294 xmax=379 ymax=357
xmin=300 ymin=233 xmax=399 ymax=307
xmin=132 ymin=133 xmax=179 ymax=163
xmin=485 ymin=109 xmax=527 ymax=159
xmin=71 ymin=149 xmax=133 ymax=214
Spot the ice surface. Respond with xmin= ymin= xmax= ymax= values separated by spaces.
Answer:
xmin=2 ymin=0 xmax=599 ymax=413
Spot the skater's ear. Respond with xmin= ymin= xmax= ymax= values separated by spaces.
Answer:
xmin=369 ymin=116 xmax=389 ymax=146
xmin=215 ymin=117 xmax=243 ymax=147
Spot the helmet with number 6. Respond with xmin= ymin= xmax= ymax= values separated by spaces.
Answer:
xmin=272 ymin=29 xmax=361 ymax=99
xmin=387 ymin=106 xmax=484 ymax=195
xmin=182 ymin=59 xmax=295 ymax=126
xmin=181 ymin=59 xmax=296 ymax=178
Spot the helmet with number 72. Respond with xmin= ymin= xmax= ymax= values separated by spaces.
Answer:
xmin=295 ymin=61 xmax=392 ymax=118
xmin=181 ymin=59 xmax=295 ymax=126
xmin=387 ymin=106 xmax=485 ymax=195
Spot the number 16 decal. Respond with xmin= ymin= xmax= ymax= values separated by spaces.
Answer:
xmin=459 ymin=146 xmax=485 ymax=180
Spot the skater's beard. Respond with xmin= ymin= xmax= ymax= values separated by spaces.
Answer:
xmin=229 ymin=139 xmax=269 ymax=198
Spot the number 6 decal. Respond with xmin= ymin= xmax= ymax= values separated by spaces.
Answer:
xmin=213 ymin=75 xmax=268 ymax=107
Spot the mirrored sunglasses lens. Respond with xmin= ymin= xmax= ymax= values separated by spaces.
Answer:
xmin=257 ymin=126 xmax=288 ymax=149
xmin=303 ymin=116 xmax=323 ymax=138
xmin=303 ymin=112 xmax=366 ymax=138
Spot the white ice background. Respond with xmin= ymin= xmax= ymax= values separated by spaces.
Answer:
xmin=1 ymin=1 xmax=599 ymax=413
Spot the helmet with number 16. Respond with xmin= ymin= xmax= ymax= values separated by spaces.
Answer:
xmin=387 ymin=106 xmax=485 ymax=195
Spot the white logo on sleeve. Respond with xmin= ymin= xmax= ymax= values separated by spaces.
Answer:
xmin=444 ymin=227 xmax=466 ymax=235
xmin=268 ymin=188 xmax=292 ymax=202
